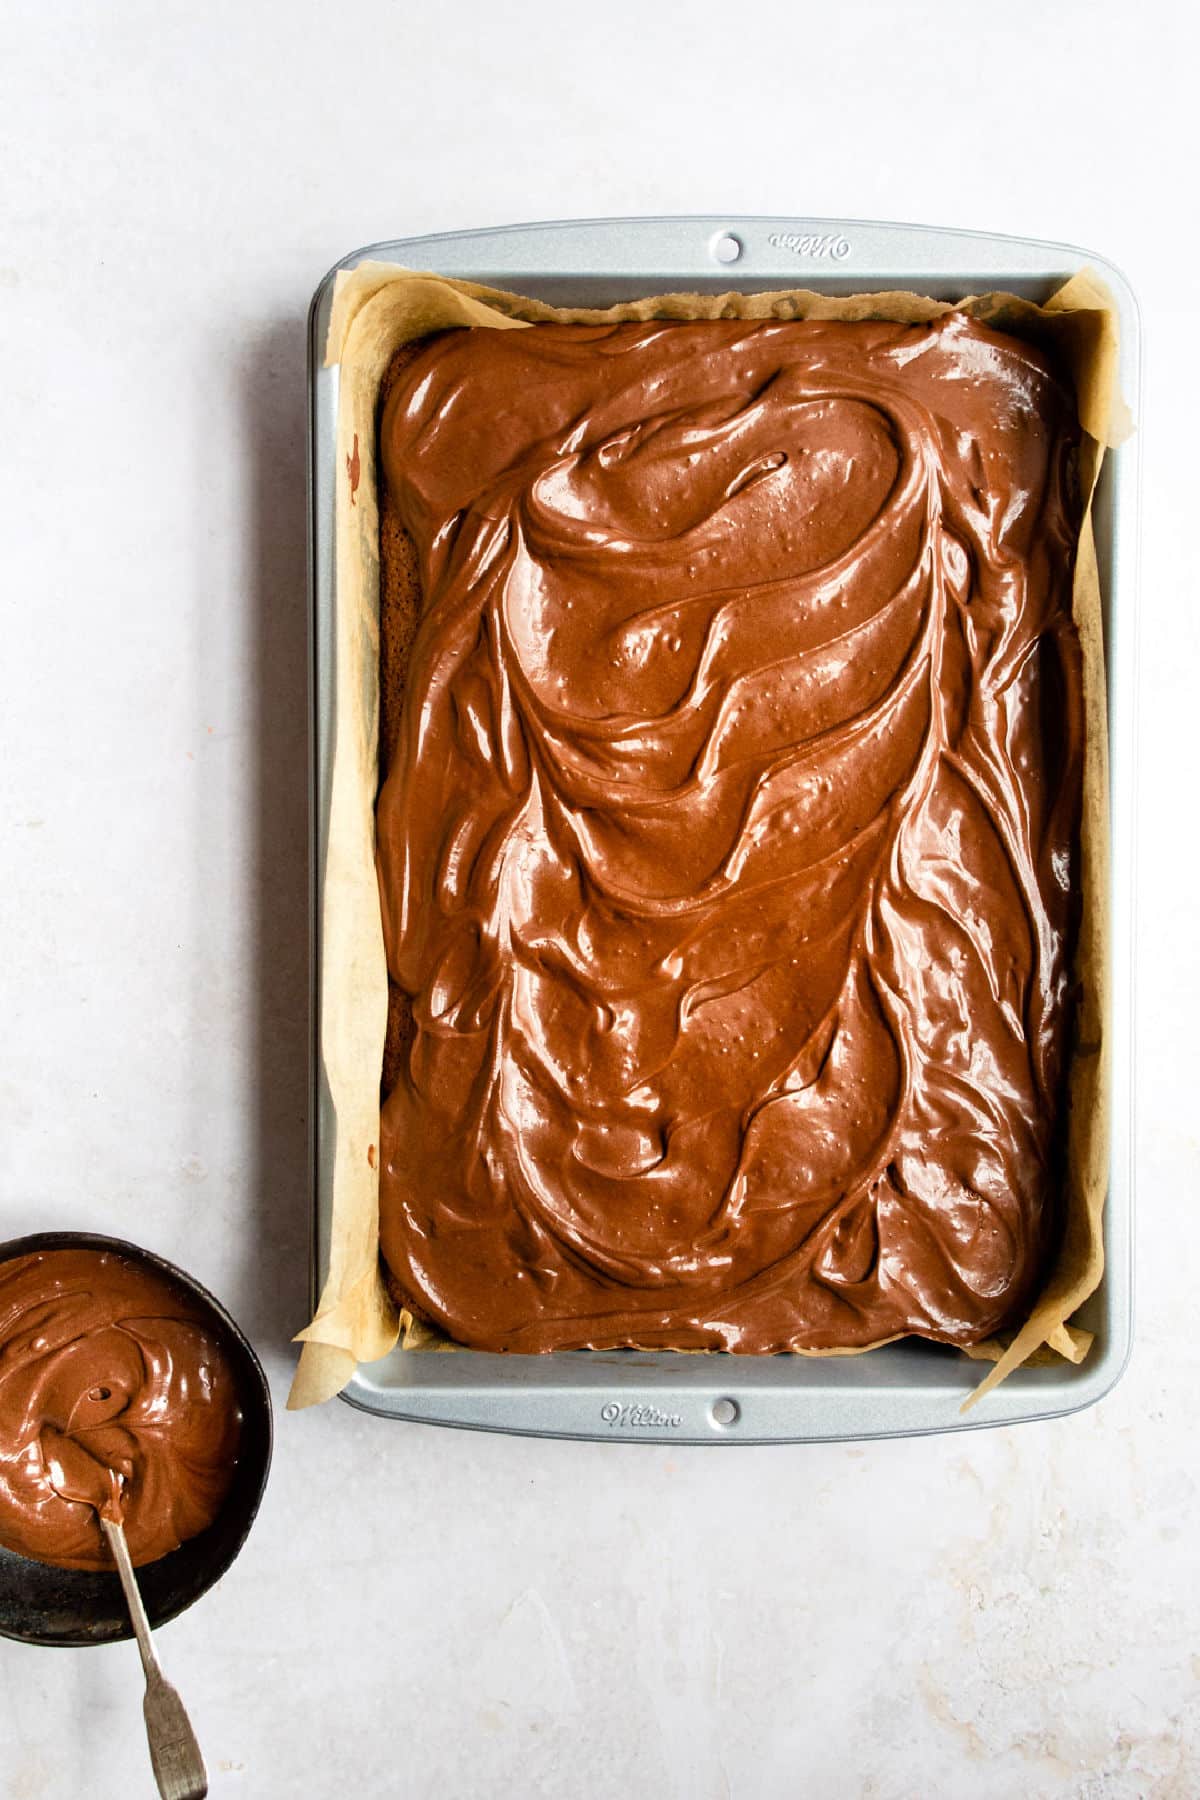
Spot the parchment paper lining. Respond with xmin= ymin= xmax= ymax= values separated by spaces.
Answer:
xmin=289 ymin=263 xmax=1125 ymax=1410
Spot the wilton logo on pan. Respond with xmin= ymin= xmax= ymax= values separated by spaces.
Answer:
xmin=600 ymin=1401 xmax=682 ymax=1430
xmin=768 ymin=230 xmax=852 ymax=261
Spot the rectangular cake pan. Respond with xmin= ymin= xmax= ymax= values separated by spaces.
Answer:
xmin=308 ymin=217 xmax=1139 ymax=1443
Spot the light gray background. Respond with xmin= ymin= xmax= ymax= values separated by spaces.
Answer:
xmin=1 ymin=3 xmax=1195 ymax=1796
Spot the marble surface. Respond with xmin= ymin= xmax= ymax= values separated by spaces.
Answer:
xmin=2 ymin=2 xmax=1196 ymax=1794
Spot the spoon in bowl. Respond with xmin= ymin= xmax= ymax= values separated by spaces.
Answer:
xmin=100 ymin=1511 xmax=208 ymax=1800
xmin=43 ymin=1436 xmax=208 ymax=1800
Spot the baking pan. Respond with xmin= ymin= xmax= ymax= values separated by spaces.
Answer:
xmin=308 ymin=217 xmax=1139 ymax=1443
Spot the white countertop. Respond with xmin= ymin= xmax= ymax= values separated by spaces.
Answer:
xmin=2 ymin=4 xmax=1196 ymax=1795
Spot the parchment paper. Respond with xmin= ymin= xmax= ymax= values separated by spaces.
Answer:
xmin=288 ymin=262 xmax=1128 ymax=1410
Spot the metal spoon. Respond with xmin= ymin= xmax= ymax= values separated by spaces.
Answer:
xmin=100 ymin=1514 xmax=209 ymax=1800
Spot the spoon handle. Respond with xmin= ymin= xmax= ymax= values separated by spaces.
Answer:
xmin=101 ymin=1516 xmax=209 ymax=1800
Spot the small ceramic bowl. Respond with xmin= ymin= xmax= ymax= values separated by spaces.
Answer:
xmin=0 ymin=1230 xmax=272 ymax=1648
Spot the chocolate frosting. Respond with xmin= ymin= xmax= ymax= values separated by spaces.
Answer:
xmin=376 ymin=316 xmax=1083 ymax=1353
xmin=0 ymin=1249 xmax=242 ymax=1570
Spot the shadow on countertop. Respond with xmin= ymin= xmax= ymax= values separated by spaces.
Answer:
xmin=239 ymin=316 xmax=312 ymax=1365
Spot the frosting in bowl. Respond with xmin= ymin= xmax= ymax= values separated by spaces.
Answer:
xmin=0 ymin=1248 xmax=243 ymax=1570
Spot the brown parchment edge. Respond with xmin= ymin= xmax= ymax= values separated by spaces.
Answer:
xmin=287 ymin=261 xmax=1126 ymax=1410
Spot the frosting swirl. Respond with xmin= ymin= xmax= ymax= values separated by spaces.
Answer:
xmin=377 ymin=316 xmax=1083 ymax=1353
xmin=0 ymin=1248 xmax=243 ymax=1570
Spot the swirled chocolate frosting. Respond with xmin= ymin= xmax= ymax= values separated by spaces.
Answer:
xmin=0 ymin=1249 xmax=243 ymax=1569
xmin=376 ymin=315 xmax=1083 ymax=1353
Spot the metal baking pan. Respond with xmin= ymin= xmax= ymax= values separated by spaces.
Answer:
xmin=308 ymin=217 xmax=1139 ymax=1443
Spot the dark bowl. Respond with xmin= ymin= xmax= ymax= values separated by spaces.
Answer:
xmin=0 ymin=1231 xmax=273 ymax=1648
